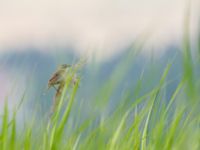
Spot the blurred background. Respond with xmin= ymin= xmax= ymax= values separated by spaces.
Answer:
xmin=0 ymin=0 xmax=199 ymax=118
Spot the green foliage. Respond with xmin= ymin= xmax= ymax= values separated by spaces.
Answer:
xmin=1 ymin=48 xmax=200 ymax=150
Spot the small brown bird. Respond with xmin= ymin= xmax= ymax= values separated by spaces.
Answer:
xmin=47 ymin=64 xmax=79 ymax=114
xmin=48 ymin=64 xmax=71 ymax=90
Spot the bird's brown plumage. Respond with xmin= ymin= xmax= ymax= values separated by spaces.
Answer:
xmin=48 ymin=64 xmax=71 ymax=90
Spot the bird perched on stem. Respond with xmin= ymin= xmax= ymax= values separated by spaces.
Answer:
xmin=48 ymin=64 xmax=72 ymax=91
xmin=47 ymin=63 xmax=79 ymax=115
xmin=47 ymin=58 xmax=87 ymax=117
xmin=48 ymin=59 xmax=86 ymax=91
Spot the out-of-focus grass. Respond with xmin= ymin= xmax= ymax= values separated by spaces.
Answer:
xmin=0 ymin=8 xmax=200 ymax=150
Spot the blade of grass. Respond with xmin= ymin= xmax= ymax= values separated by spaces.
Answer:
xmin=182 ymin=1 xmax=196 ymax=100
xmin=164 ymin=108 xmax=185 ymax=150
xmin=141 ymin=92 xmax=159 ymax=150
xmin=9 ymin=111 xmax=16 ymax=150
xmin=57 ymin=79 xmax=79 ymax=137
xmin=109 ymin=110 xmax=130 ymax=150
xmin=164 ymin=81 xmax=184 ymax=116
xmin=0 ymin=100 xmax=9 ymax=150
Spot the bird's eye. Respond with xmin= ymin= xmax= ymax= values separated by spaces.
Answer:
xmin=55 ymin=73 xmax=58 ymax=76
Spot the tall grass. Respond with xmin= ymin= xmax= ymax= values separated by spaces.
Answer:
xmin=0 ymin=8 xmax=200 ymax=150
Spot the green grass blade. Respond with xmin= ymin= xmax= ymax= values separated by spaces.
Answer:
xmin=0 ymin=100 xmax=9 ymax=150
xmin=109 ymin=110 xmax=130 ymax=150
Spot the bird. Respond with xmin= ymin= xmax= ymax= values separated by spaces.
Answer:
xmin=47 ymin=58 xmax=86 ymax=92
xmin=47 ymin=64 xmax=79 ymax=115
xmin=47 ymin=64 xmax=72 ymax=91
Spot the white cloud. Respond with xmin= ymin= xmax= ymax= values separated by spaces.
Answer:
xmin=0 ymin=0 xmax=199 ymax=58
